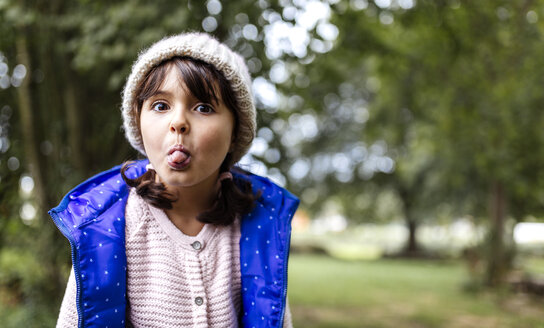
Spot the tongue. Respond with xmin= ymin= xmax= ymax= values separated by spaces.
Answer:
xmin=168 ymin=150 xmax=188 ymax=163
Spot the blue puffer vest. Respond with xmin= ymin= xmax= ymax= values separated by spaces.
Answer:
xmin=49 ymin=160 xmax=299 ymax=328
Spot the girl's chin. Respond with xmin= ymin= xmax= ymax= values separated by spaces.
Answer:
xmin=158 ymin=176 xmax=196 ymax=189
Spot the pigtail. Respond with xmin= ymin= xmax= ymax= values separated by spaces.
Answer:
xmin=121 ymin=161 xmax=258 ymax=225
xmin=197 ymin=169 xmax=260 ymax=225
xmin=121 ymin=162 xmax=177 ymax=209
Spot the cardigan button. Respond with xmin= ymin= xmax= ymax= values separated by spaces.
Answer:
xmin=195 ymin=297 xmax=204 ymax=306
xmin=191 ymin=241 xmax=202 ymax=250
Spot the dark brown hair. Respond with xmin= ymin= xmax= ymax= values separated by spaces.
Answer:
xmin=121 ymin=57 xmax=258 ymax=225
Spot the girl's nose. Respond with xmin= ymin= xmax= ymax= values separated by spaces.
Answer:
xmin=169 ymin=108 xmax=190 ymax=134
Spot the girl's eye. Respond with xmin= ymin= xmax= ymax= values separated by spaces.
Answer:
xmin=195 ymin=104 xmax=214 ymax=114
xmin=151 ymin=102 xmax=168 ymax=112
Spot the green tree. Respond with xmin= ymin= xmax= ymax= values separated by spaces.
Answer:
xmin=269 ymin=0 xmax=544 ymax=278
xmin=292 ymin=0 xmax=544 ymax=283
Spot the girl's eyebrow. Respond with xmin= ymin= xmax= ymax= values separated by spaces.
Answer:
xmin=149 ymin=90 xmax=172 ymax=98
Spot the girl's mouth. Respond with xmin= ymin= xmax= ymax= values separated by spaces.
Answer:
xmin=167 ymin=145 xmax=191 ymax=170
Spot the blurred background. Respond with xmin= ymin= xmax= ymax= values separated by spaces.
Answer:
xmin=1 ymin=0 xmax=544 ymax=327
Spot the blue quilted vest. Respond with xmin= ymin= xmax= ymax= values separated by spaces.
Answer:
xmin=49 ymin=160 xmax=299 ymax=328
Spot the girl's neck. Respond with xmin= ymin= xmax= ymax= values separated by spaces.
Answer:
xmin=164 ymin=175 xmax=218 ymax=236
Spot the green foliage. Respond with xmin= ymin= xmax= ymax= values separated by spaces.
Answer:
xmin=0 ymin=249 xmax=45 ymax=299
xmin=0 ymin=249 xmax=58 ymax=327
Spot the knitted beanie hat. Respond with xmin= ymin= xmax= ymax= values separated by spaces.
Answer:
xmin=121 ymin=32 xmax=256 ymax=165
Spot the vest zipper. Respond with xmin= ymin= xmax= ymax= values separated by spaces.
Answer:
xmin=49 ymin=209 xmax=84 ymax=328
xmin=278 ymin=231 xmax=291 ymax=328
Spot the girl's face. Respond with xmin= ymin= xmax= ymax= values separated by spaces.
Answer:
xmin=140 ymin=65 xmax=235 ymax=193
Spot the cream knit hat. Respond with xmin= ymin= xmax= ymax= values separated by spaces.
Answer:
xmin=121 ymin=32 xmax=256 ymax=165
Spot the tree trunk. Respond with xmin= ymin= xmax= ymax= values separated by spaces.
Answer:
xmin=62 ymin=64 xmax=86 ymax=173
xmin=17 ymin=29 xmax=68 ymax=300
xmin=485 ymin=181 xmax=507 ymax=286
xmin=399 ymin=187 xmax=419 ymax=254
xmin=406 ymin=219 xmax=418 ymax=253
xmin=15 ymin=33 xmax=48 ymax=210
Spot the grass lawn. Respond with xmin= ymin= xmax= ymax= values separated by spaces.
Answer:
xmin=288 ymin=254 xmax=544 ymax=328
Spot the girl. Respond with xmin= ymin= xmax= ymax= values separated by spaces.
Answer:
xmin=49 ymin=32 xmax=299 ymax=328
